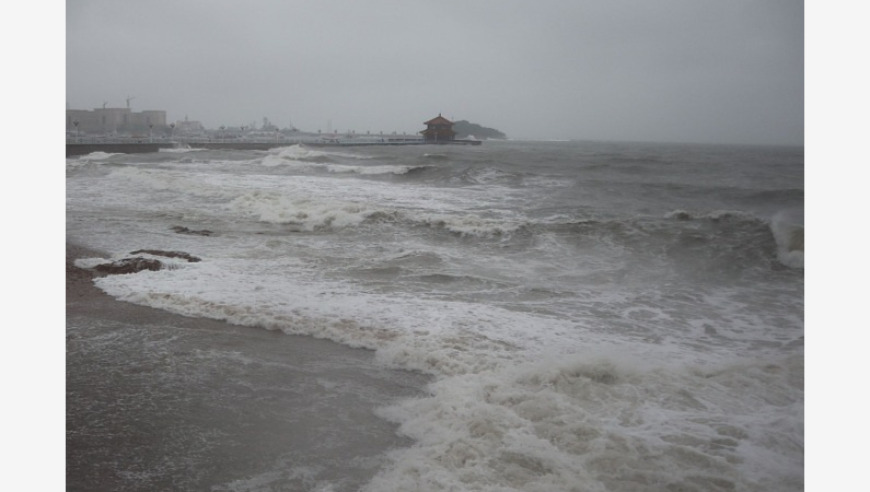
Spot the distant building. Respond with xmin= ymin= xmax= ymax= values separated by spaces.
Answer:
xmin=66 ymin=107 xmax=168 ymax=135
xmin=420 ymin=114 xmax=455 ymax=142
xmin=174 ymin=115 xmax=206 ymax=136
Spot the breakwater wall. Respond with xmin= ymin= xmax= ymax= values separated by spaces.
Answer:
xmin=67 ymin=143 xmax=165 ymax=157
xmin=65 ymin=142 xmax=285 ymax=157
xmin=67 ymin=139 xmax=481 ymax=157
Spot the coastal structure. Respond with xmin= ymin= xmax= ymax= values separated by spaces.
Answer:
xmin=67 ymin=112 xmax=481 ymax=156
xmin=173 ymin=116 xmax=206 ymax=137
xmin=420 ymin=114 xmax=456 ymax=142
xmin=66 ymin=106 xmax=168 ymax=135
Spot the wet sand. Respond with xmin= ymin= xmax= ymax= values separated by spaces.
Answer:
xmin=66 ymin=243 xmax=429 ymax=491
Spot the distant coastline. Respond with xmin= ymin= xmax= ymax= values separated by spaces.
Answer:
xmin=66 ymin=112 xmax=497 ymax=156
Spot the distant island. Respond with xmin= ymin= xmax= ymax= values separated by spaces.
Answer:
xmin=452 ymin=120 xmax=506 ymax=140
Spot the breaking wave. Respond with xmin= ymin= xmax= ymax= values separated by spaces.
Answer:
xmin=325 ymin=164 xmax=434 ymax=175
xmin=261 ymin=144 xmax=372 ymax=165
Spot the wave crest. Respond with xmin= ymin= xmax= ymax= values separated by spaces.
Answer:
xmin=770 ymin=211 xmax=804 ymax=268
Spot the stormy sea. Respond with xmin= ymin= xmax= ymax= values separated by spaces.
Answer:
xmin=66 ymin=140 xmax=803 ymax=491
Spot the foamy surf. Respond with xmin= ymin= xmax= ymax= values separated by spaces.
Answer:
xmin=369 ymin=354 xmax=802 ymax=492
xmin=158 ymin=146 xmax=208 ymax=153
xmin=92 ymin=256 xmax=803 ymax=490
xmin=261 ymin=144 xmax=374 ymax=165
xmin=770 ymin=210 xmax=804 ymax=269
xmin=68 ymin=140 xmax=803 ymax=490
xmin=324 ymin=163 xmax=424 ymax=175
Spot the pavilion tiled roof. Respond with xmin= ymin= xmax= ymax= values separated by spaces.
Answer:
xmin=424 ymin=114 xmax=453 ymax=125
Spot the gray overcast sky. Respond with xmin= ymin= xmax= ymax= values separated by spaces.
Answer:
xmin=66 ymin=0 xmax=803 ymax=145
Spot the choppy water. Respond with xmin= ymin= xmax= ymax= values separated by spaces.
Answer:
xmin=67 ymin=140 xmax=804 ymax=491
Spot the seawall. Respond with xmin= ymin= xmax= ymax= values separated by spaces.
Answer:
xmin=66 ymin=139 xmax=481 ymax=157
xmin=67 ymin=143 xmax=165 ymax=157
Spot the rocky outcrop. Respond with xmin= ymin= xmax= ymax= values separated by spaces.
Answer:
xmin=92 ymin=249 xmax=201 ymax=275
xmin=452 ymin=120 xmax=506 ymax=140
xmin=93 ymin=257 xmax=164 ymax=275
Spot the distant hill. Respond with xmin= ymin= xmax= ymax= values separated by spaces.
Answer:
xmin=452 ymin=120 xmax=506 ymax=140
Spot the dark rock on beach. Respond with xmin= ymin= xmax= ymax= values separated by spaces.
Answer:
xmin=171 ymin=225 xmax=213 ymax=236
xmin=93 ymin=257 xmax=164 ymax=275
xmin=91 ymin=249 xmax=201 ymax=275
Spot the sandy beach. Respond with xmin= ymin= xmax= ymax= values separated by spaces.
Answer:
xmin=66 ymin=243 xmax=429 ymax=491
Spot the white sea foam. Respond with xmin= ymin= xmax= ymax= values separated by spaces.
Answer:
xmin=260 ymin=153 xmax=316 ymax=168
xmin=368 ymin=354 xmax=802 ymax=492
xmin=208 ymin=169 xmax=529 ymax=235
xmin=66 ymin=151 xmax=121 ymax=169
xmin=108 ymin=167 xmax=221 ymax=196
xmin=226 ymin=187 xmax=388 ymax=229
xmin=260 ymin=144 xmax=372 ymax=166
xmin=770 ymin=210 xmax=804 ymax=269
xmin=95 ymin=256 xmax=801 ymax=490
xmin=78 ymin=151 xmax=121 ymax=160
xmin=90 ymin=239 xmax=802 ymax=489
xmin=325 ymin=164 xmax=419 ymax=175
xmin=416 ymin=212 xmax=527 ymax=237
xmin=158 ymin=147 xmax=207 ymax=153
xmin=93 ymin=256 xmax=579 ymax=373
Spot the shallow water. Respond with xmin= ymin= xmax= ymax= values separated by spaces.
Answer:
xmin=67 ymin=284 xmax=429 ymax=491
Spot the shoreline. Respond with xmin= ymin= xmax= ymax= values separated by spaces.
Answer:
xmin=66 ymin=242 xmax=429 ymax=491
